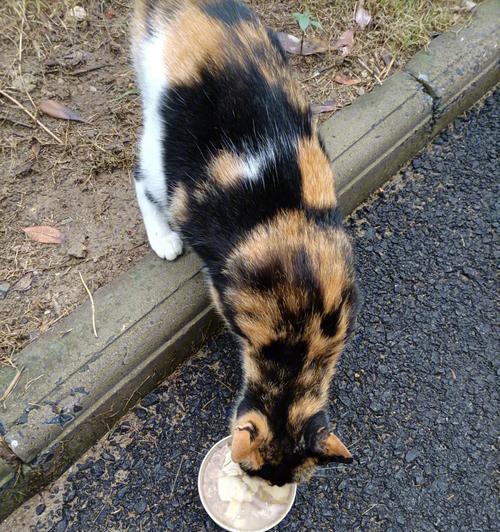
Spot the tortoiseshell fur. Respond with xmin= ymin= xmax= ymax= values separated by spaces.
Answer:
xmin=132 ymin=0 xmax=358 ymax=485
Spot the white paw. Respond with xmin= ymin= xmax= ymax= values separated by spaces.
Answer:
xmin=149 ymin=230 xmax=183 ymax=261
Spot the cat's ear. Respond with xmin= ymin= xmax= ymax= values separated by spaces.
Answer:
xmin=231 ymin=411 xmax=268 ymax=467
xmin=303 ymin=412 xmax=353 ymax=463
xmin=311 ymin=428 xmax=353 ymax=463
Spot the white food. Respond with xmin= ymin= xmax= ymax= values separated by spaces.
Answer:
xmin=225 ymin=500 xmax=241 ymax=520
xmin=202 ymin=443 xmax=295 ymax=530
xmin=221 ymin=453 xmax=242 ymax=477
xmin=262 ymin=483 xmax=291 ymax=504
xmin=241 ymin=473 xmax=265 ymax=494
xmin=217 ymin=476 xmax=254 ymax=503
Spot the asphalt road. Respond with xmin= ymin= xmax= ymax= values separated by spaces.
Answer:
xmin=4 ymin=93 xmax=498 ymax=532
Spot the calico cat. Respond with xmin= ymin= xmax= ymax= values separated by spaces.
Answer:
xmin=132 ymin=0 xmax=358 ymax=485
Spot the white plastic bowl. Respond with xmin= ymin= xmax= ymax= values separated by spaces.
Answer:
xmin=198 ymin=436 xmax=297 ymax=532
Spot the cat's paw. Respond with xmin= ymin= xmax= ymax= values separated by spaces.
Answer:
xmin=150 ymin=230 xmax=183 ymax=261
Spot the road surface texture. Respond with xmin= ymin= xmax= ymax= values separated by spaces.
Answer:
xmin=4 ymin=93 xmax=498 ymax=532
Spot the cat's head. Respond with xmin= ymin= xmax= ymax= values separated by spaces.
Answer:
xmin=230 ymin=409 xmax=352 ymax=485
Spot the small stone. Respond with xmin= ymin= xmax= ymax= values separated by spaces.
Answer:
xmin=67 ymin=6 xmax=86 ymax=20
xmin=67 ymin=236 xmax=87 ymax=259
xmin=135 ymin=499 xmax=147 ymax=514
xmin=0 ymin=282 xmax=10 ymax=299
xmin=11 ymin=73 xmax=37 ymax=93
xmin=35 ymin=503 xmax=46 ymax=515
xmin=141 ymin=393 xmax=159 ymax=407
xmin=63 ymin=489 xmax=76 ymax=503
xmin=92 ymin=459 xmax=106 ymax=477
xmin=55 ymin=518 xmax=68 ymax=532
xmin=134 ymin=407 xmax=148 ymax=420
xmin=405 ymin=448 xmax=419 ymax=463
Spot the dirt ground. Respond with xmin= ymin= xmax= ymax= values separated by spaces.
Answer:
xmin=0 ymin=0 xmax=471 ymax=362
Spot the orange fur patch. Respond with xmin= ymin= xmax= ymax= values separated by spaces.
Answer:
xmin=232 ymin=409 xmax=270 ymax=443
xmin=288 ymin=394 xmax=326 ymax=429
xmin=226 ymin=286 xmax=280 ymax=348
xmin=169 ymin=183 xmax=189 ymax=227
xmin=163 ymin=3 xmax=229 ymax=85
xmin=298 ymin=137 xmax=336 ymax=209
xmin=209 ymin=151 xmax=245 ymax=188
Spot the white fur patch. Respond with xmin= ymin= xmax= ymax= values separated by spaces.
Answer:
xmin=133 ymin=31 xmax=183 ymax=261
xmin=241 ymin=137 xmax=293 ymax=183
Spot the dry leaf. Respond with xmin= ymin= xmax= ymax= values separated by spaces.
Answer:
xmin=39 ymin=100 xmax=85 ymax=122
xmin=104 ymin=8 xmax=116 ymax=19
xmin=23 ymin=226 xmax=65 ymax=244
xmin=355 ymin=1 xmax=372 ymax=30
xmin=333 ymin=29 xmax=355 ymax=57
xmin=276 ymin=32 xmax=328 ymax=55
xmin=46 ymin=50 xmax=91 ymax=68
xmin=334 ymin=74 xmax=360 ymax=86
xmin=12 ymin=159 xmax=35 ymax=177
xmin=11 ymin=272 xmax=33 ymax=292
xmin=11 ymin=138 xmax=41 ymax=177
xmin=311 ymin=100 xmax=337 ymax=114
xmin=462 ymin=0 xmax=477 ymax=10
xmin=381 ymin=49 xmax=393 ymax=67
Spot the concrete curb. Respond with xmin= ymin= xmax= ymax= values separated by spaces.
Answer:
xmin=1 ymin=0 xmax=498 ymax=520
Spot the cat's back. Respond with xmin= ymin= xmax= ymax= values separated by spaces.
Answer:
xmin=131 ymin=1 xmax=338 ymax=274
xmin=131 ymin=0 xmax=306 ymax=124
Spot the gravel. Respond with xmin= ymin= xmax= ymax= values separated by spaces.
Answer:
xmin=8 ymin=93 xmax=498 ymax=531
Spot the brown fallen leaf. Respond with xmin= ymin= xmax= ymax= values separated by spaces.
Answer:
xmin=311 ymin=100 xmax=337 ymax=114
xmin=39 ymin=100 xmax=85 ymax=122
xmin=11 ymin=272 xmax=33 ymax=292
xmin=334 ymin=74 xmax=360 ymax=86
xmin=276 ymin=32 xmax=328 ymax=55
xmin=23 ymin=226 xmax=65 ymax=244
xmin=333 ymin=29 xmax=355 ymax=57
xmin=355 ymin=1 xmax=372 ymax=30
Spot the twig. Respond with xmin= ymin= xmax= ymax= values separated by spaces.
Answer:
xmin=92 ymin=504 xmax=106 ymax=523
xmin=379 ymin=56 xmax=396 ymax=82
xmin=0 ymin=366 xmax=25 ymax=405
xmin=79 ymin=272 xmax=98 ymax=338
xmin=170 ymin=457 xmax=185 ymax=496
xmin=24 ymin=374 xmax=44 ymax=392
xmin=0 ymin=89 xmax=63 ymax=144
xmin=357 ymin=58 xmax=382 ymax=85
xmin=71 ymin=63 xmax=108 ymax=76
xmin=302 ymin=63 xmax=337 ymax=82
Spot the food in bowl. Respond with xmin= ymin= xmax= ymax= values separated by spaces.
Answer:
xmin=199 ymin=437 xmax=296 ymax=531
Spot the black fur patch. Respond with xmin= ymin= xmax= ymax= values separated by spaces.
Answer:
xmin=305 ymin=206 xmax=343 ymax=229
xmin=266 ymin=28 xmax=287 ymax=64
xmin=163 ymin=58 xmax=310 ymax=274
xmin=233 ymin=254 xmax=286 ymax=292
xmin=145 ymin=189 xmax=160 ymax=207
xmin=292 ymin=247 xmax=323 ymax=312
xmin=134 ymin=166 xmax=143 ymax=181
xmin=320 ymin=307 xmax=342 ymax=337
xmin=202 ymin=0 xmax=257 ymax=25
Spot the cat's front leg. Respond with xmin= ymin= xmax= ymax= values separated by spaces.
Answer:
xmin=134 ymin=171 xmax=183 ymax=261
xmin=134 ymin=111 xmax=183 ymax=261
